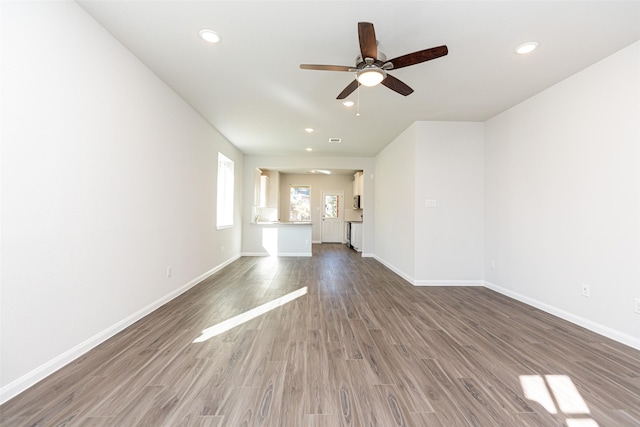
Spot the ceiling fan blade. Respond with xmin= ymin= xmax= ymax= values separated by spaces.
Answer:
xmin=386 ymin=45 xmax=448 ymax=70
xmin=381 ymin=74 xmax=414 ymax=96
xmin=300 ymin=64 xmax=355 ymax=72
xmin=337 ymin=79 xmax=359 ymax=99
xmin=358 ymin=22 xmax=377 ymax=60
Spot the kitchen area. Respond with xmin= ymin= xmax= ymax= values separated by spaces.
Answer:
xmin=250 ymin=167 xmax=365 ymax=255
xmin=345 ymin=170 xmax=364 ymax=252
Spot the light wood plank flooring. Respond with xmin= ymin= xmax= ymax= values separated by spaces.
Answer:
xmin=1 ymin=244 xmax=639 ymax=426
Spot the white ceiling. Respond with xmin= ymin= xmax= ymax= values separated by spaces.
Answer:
xmin=78 ymin=1 xmax=640 ymax=157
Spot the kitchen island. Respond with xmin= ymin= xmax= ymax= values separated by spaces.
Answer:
xmin=245 ymin=221 xmax=312 ymax=256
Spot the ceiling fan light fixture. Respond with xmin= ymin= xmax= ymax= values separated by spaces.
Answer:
xmin=342 ymin=100 xmax=355 ymax=107
xmin=356 ymin=68 xmax=386 ymax=87
xmin=199 ymin=29 xmax=221 ymax=44
xmin=515 ymin=41 xmax=539 ymax=54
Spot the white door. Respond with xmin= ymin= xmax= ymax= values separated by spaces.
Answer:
xmin=321 ymin=192 xmax=343 ymax=243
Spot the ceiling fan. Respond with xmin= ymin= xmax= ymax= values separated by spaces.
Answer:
xmin=300 ymin=22 xmax=448 ymax=99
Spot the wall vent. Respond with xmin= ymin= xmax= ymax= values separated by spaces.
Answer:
xmin=328 ymin=138 xmax=342 ymax=143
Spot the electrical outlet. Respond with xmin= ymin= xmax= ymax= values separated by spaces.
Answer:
xmin=167 ymin=266 xmax=172 ymax=278
xmin=491 ymin=260 xmax=496 ymax=269
xmin=634 ymin=298 xmax=640 ymax=314
xmin=221 ymin=246 xmax=224 ymax=253
xmin=581 ymin=284 xmax=590 ymax=297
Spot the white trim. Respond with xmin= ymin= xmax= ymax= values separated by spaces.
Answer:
xmin=484 ymin=281 xmax=640 ymax=351
xmin=0 ymin=254 xmax=240 ymax=405
xmin=5 ymin=255 xmax=636 ymax=404
xmin=414 ymin=280 xmax=484 ymax=287
xmin=240 ymin=252 xmax=312 ymax=257
xmin=370 ymin=256 xmax=483 ymax=287
xmin=279 ymin=252 xmax=312 ymax=257
xmin=365 ymin=256 xmax=638 ymax=350
xmin=371 ymin=255 xmax=415 ymax=285
xmin=371 ymin=257 xmax=639 ymax=349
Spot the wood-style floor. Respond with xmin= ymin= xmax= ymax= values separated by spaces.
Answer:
xmin=1 ymin=244 xmax=639 ymax=426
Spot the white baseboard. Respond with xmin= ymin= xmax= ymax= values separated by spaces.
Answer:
xmin=241 ymin=252 xmax=312 ymax=257
xmin=484 ymin=281 xmax=640 ymax=351
xmin=0 ymin=254 xmax=240 ymax=405
xmin=369 ymin=258 xmax=639 ymax=351
xmin=4 ymin=254 xmax=636 ymax=405
xmin=414 ymin=279 xmax=484 ymax=287
xmin=371 ymin=255 xmax=415 ymax=285
xmin=371 ymin=256 xmax=483 ymax=287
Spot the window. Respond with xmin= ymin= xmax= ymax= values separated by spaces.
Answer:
xmin=289 ymin=185 xmax=311 ymax=221
xmin=217 ymin=153 xmax=234 ymax=228
xmin=324 ymin=194 xmax=339 ymax=219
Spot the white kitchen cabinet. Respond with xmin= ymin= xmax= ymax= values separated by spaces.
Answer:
xmin=353 ymin=171 xmax=364 ymax=206
xmin=259 ymin=175 xmax=269 ymax=207
xmin=351 ymin=222 xmax=363 ymax=252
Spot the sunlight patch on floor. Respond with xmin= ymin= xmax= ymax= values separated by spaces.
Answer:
xmin=192 ymin=286 xmax=308 ymax=343
xmin=520 ymin=375 xmax=558 ymax=414
xmin=520 ymin=374 xmax=597 ymax=426
xmin=566 ymin=418 xmax=600 ymax=427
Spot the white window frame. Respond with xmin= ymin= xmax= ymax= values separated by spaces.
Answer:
xmin=217 ymin=153 xmax=234 ymax=229
xmin=289 ymin=185 xmax=311 ymax=221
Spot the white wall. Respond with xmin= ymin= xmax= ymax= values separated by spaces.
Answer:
xmin=0 ymin=1 xmax=243 ymax=402
xmin=242 ymin=155 xmax=375 ymax=255
xmin=374 ymin=122 xmax=485 ymax=284
xmin=414 ymin=122 xmax=484 ymax=284
xmin=374 ymin=124 xmax=417 ymax=279
xmin=484 ymin=41 xmax=640 ymax=348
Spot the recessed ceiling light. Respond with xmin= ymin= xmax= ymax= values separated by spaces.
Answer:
xmin=515 ymin=41 xmax=539 ymax=55
xmin=342 ymin=101 xmax=355 ymax=107
xmin=199 ymin=29 xmax=221 ymax=44
xmin=304 ymin=128 xmax=314 ymax=133
xmin=306 ymin=147 xmax=313 ymax=152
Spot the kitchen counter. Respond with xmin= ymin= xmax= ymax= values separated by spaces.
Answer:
xmin=254 ymin=221 xmax=312 ymax=225
xmin=248 ymin=221 xmax=312 ymax=256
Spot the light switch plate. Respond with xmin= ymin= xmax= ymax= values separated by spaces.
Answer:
xmin=426 ymin=199 xmax=437 ymax=208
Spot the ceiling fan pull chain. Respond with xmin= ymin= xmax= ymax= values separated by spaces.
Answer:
xmin=356 ymin=82 xmax=361 ymax=117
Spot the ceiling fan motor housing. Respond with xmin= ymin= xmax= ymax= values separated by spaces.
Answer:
xmin=355 ymin=51 xmax=387 ymax=66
